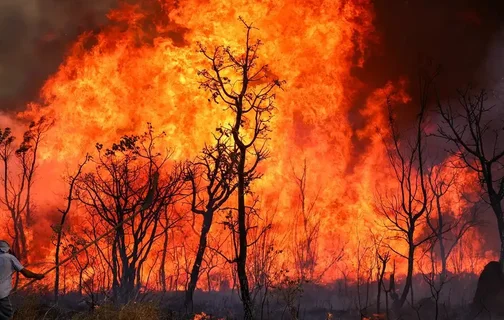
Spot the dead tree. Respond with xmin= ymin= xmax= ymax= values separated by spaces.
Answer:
xmin=378 ymin=70 xmax=438 ymax=310
xmin=64 ymin=234 xmax=91 ymax=297
xmin=420 ymin=242 xmax=451 ymax=320
xmin=197 ymin=18 xmax=284 ymax=319
xmin=184 ymin=131 xmax=237 ymax=310
xmin=371 ymin=231 xmax=390 ymax=315
xmin=53 ymin=154 xmax=90 ymax=302
xmin=292 ymin=159 xmax=321 ymax=282
xmin=159 ymin=205 xmax=184 ymax=293
xmin=435 ymin=87 xmax=504 ymax=271
xmin=0 ymin=117 xmax=52 ymax=264
xmin=425 ymin=161 xmax=479 ymax=280
xmin=75 ymin=124 xmax=185 ymax=304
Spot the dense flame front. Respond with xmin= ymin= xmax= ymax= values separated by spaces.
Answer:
xmin=1 ymin=0 xmax=495 ymax=292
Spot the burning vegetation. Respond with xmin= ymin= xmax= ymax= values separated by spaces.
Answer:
xmin=0 ymin=0 xmax=503 ymax=319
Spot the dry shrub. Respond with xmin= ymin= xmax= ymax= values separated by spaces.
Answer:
xmin=72 ymin=302 xmax=160 ymax=320
xmin=12 ymin=296 xmax=42 ymax=320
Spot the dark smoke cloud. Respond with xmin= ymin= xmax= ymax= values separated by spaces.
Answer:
xmin=0 ymin=0 xmax=118 ymax=110
xmin=349 ymin=0 xmax=504 ymax=152
xmin=362 ymin=0 xmax=504 ymax=90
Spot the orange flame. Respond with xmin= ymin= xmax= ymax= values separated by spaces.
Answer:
xmin=1 ymin=0 xmax=494 ymax=292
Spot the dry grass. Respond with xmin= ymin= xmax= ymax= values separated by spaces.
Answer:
xmin=71 ymin=302 xmax=161 ymax=320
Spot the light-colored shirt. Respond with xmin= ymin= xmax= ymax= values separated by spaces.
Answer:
xmin=0 ymin=253 xmax=24 ymax=299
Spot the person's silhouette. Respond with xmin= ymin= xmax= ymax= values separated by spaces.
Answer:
xmin=0 ymin=240 xmax=44 ymax=320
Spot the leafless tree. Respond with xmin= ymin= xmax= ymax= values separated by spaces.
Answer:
xmin=159 ymin=204 xmax=184 ymax=293
xmin=354 ymin=238 xmax=374 ymax=314
xmin=377 ymin=70 xmax=438 ymax=309
xmin=425 ymin=161 xmax=480 ymax=280
xmin=75 ymin=124 xmax=185 ymax=303
xmin=184 ymin=131 xmax=237 ymax=310
xmin=292 ymin=159 xmax=321 ymax=282
xmin=419 ymin=242 xmax=451 ymax=320
xmin=248 ymin=209 xmax=283 ymax=320
xmin=197 ymin=17 xmax=284 ymax=319
xmin=64 ymin=234 xmax=91 ymax=298
xmin=53 ymin=154 xmax=90 ymax=302
xmin=435 ymin=87 xmax=504 ymax=271
xmin=371 ymin=232 xmax=390 ymax=315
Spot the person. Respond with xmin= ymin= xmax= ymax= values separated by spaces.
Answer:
xmin=0 ymin=240 xmax=44 ymax=320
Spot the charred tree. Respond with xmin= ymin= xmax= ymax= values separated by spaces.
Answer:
xmin=184 ymin=131 xmax=237 ymax=310
xmin=436 ymin=88 xmax=504 ymax=271
xmin=197 ymin=18 xmax=284 ymax=319
xmin=159 ymin=205 xmax=183 ymax=293
xmin=75 ymin=124 xmax=184 ymax=304
xmin=378 ymin=70 xmax=438 ymax=310
xmin=371 ymin=232 xmax=390 ymax=315
xmin=53 ymin=154 xmax=90 ymax=303
xmin=425 ymin=161 xmax=479 ymax=280
xmin=292 ymin=160 xmax=321 ymax=282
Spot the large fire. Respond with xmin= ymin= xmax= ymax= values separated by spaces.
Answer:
xmin=0 ymin=0 xmax=496 ymax=294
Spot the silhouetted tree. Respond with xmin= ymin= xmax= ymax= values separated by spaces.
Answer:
xmin=197 ymin=18 xmax=284 ymax=319
xmin=53 ymin=154 xmax=90 ymax=302
xmin=425 ymin=160 xmax=480 ymax=280
xmin=184 ymin=131 xmax=237 ymax=310
xmin=371 ymin=231 xmax=390 ymax=315
xmin=292 ymin=159 xmax=321 ymax=282
xmin=378 ymin=70 xmax=438 ymax=310
xmin=436 ymin=87 xmax=504 ymax=271
xmin=159 ymin=204 xmax=184 ymax=293
xmin=419 ymin=244 xmax=451 ymax=320
xmin=75 ymin=124 xmax=185 ymax=304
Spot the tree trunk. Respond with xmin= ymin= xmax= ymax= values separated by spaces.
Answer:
xmin=377 ymin=260 xmax=387 ymax=314
xmin=395 ymin=244 xmax=414 ymax=310
xmin=436 ymin=196 xmax=447 ymax=280
xmin=492 ymin=200 xmax=504 ymax=273
xmin=237 ymin=150 xmax=253 ymax=319
xmin=160 ymin=227 xmax=168 ymax=293
xmin=185 ymin=211 xmax=213 ymax=311
xmin=54 ymin=212 xmax=68 ymax=303
xmin=16 ymin=216 xmax=28 ymax=261
xmin=54 ymin=233 xmax=61 ymax=303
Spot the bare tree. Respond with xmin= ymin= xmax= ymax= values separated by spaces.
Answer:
xmin=64 ymin=234 xmax=91 ymax=298
xmin=184 ymin=131 xmax=237 ymax=310
xmin=377 ymin=70 xmax=438 ymax=309
xmin=425 ymin=160 xmax=480 ymax=280
xmin=197 ymin=18 xmax=284 ymax=319
xmin=371 ymin=232 xmax=390 ymax=315
xmin=419 ymin=242 xmax=451 ymax=320
xmin=53 ymin=154 xmax=90 ymax=302
xmin=436 ymin=87 xmax=504 ymax=271
xmin=75 ymin=124 xmax=185 ymax=303
xmin=292 ymin=159 xmax=321 ymax=282
xmin=159 ymin=205 xmax=184 ymax=293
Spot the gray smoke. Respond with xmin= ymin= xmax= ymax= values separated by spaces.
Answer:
xmin=484 ymin=28 xmax=504 ymax=101
xmin=0 ymin=0 xmax=118 ymax=110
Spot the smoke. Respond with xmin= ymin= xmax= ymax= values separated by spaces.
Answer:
xmin=483 ymin=28 xmax=504 ymax=102
xmin=0 ymin=0 xmax=118 ymax=110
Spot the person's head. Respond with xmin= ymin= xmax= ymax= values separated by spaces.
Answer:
xmin=0 ymin=240 xmax=10 ymax=253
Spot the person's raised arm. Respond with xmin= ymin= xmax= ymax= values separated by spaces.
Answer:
xmin=10 ymin=253 xmax=44 ymax=280
xmin=20 ymin=268 xmax=44 ymax=280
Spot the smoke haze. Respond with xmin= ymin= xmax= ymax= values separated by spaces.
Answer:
xmin=0 ymin=0 xmax=118 ymax=110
